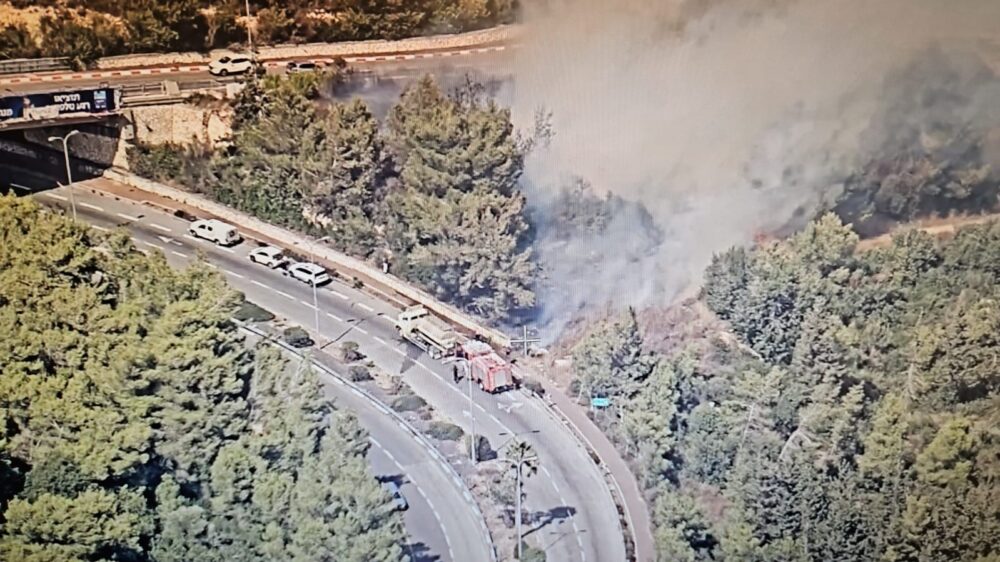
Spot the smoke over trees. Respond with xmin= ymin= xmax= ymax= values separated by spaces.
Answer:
xmin=508 ymin=0 xmax=1000 ymax=328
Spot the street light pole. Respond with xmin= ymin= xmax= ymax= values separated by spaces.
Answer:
xmin=48 ymin=130 xmax=79 ymax=221
xmin=467 ymin=360 xmax=477 ymax=463
xmin=310 ymin=236 xmax=330 ymax=337
xmin=244 ymin=0 xmax=254 ymax=56
xmin=516 ymin=460 xmax=524 ymax=559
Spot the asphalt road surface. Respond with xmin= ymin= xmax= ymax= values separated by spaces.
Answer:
xmin=21 ymin=171 xmax=626 ymax=562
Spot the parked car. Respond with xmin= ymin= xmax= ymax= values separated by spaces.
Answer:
xmin=248 ymin=246 xmax=288 ymax=269
xmin=382 ymin=481 xmax=408 ymax=511
xmin=208 ymin=56 xmax=254 ymax=76
xmin=287 ymin=262 xmax=331 ymax=286
xmin=188 ymin=219 xmax=241 ymax=246
xmin=286 ymin=60 xmax=320 ymax=74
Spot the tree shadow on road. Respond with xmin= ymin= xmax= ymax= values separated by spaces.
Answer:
xmin=523 ymin=505 xmax=577 ymax=538
xmin=404 ymin=541 xmax=440 ymax=562
xmin=399 ymin=341 xmax=422 ymax=375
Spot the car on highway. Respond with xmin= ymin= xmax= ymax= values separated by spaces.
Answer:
xmin=188 ymin=219 xmax=241 ymax=246
xmin=208 ymin=55 xmax=254 ymax=76
xmin=382 ymin=481 xmax=409 ymax=511
xmin=248 ymin=246 xmax=288 ymax=269
xmin=286 ymin=60 xmax=321 ymax=74
xmin=287 ymin=261 xmax=331 ymax=286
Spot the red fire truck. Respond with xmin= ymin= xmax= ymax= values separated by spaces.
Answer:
xmin=460 ymin=340 xmax=515 ymax=394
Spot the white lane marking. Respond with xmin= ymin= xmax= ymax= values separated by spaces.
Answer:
xmin=141 ymin=240 xmax=164 ymax=250
xmin=91 ymin=225 xmax=109 ymax=232
xmin=374 ymin=336 xmax=387 ymax=345
xmin=46 ymin=193 xmax=67 ymax=201
xmin=224 ymin=270 xmax=245 ymax=279
xmin=489 ymin=414 xmax=503 ymax=426
xmin=327 ymin=312 xmax=344 ymax=322
xmin=369 ymin=436 xmax=383 ymax=449
xmin=150 ymin=223 xmax=172 ymax=233
xmin=116 ymin=212 xmax=140 ymax=221
xmin=299 ymin=299 xmax=313 ymax=307
xmin=10 ymin=183 xmax=30 ymax=192
xmin=79 ymin=202 xmax=103 ymax=212
xmin=331 ymin=290 xmax=349 ymax=300
xmin=171 ymin=250 xmax=189 ymax=258
xmin=251 ymin=279 xmax=268 ymax=289
xmin=217 ymin=246 xmax=235 ymax=254
xmin=183 ymin=234 xmax=199 ymax=242
xmin=391 ymin=347 xmax=407 ymax=357
xmin=357 ymin=302 xmax=374 ymax=312
xmin=354 ymin=326 xmax=369 ymax=335
xmin=274 ymin=290 xmax=295 ymax=300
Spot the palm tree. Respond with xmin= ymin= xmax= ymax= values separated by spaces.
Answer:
xmin=504 ymin=439 xmax=539 ymax=559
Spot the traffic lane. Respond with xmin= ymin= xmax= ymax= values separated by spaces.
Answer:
xmin=42 ymin=185 xmax=618 ymax=561
xmin=33 ymin=192 xmax=485 ymax=562
xmin=1 ymin=49 xmax=514 ymax=96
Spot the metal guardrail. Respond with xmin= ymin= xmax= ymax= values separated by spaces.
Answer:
xmin=0 ymin=57 xmax=71 ymax=75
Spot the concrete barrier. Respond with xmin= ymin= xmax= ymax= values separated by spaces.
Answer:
xmin=104 ymin=167 xmax=512 ymax=350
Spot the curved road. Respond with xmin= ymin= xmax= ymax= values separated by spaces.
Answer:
xmin=18 ymin=172 xmax=489 ymax=562
xmin=24 ymin=172 xmax=626 ymax=562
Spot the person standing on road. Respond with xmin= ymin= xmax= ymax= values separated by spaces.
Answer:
xmin=453 ymin=364 xmax=460 ymax=383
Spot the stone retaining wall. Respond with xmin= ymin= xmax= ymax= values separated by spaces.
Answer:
xmin=96 ymin=25 xmax=521 ymax=70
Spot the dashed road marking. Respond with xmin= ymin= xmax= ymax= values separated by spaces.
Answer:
xmin=141 ymin=240 xmax=164 ymax=250
xmin=327 ymin=312 xmax=344 ymax=322
xmin=354 ymin=326 xmax=369 ymax=335
xmin=217 ymin=246 xmax=235 ymax=254
xmin=91 ymin=225 xmax=109 ymax=232
xmin=116 ymin=212 xmax=140 ymax=221
xmin=251 ymin=279 xmax=268 ymax=289
xmin=374 ymin=336 xmax=387 ymax=345
xmin=46 ymin=193 xmax=67 ymax=201
xmin=171 ymin=250 xmax=189 ymax=258
xmin=184 ymin=234 xmax=199 ymax=242
xmin=331 ymin=290 xmax=349 ymax=300
xmin=79 ymin=202 xmax=103 ymax=212
xmin=224 ymin=270 xmax=244 ymax=279
xmin=274 ymin=290 xmax=295 ymax=300
xmin=357 ymin=302 xmax=374 ymax=312
xmin=149 ymin=223 xmax=172 ymax=233
xmin=299 ymin=299 xmax=313 ymax=307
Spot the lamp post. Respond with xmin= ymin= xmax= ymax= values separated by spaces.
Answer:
xmin=244 ymin=0 xmax=254 ymax=56
xmin=467 ymin=361 xmax=477 ymax=463
xmin=48 ymin=129 xmax=79 ymax=221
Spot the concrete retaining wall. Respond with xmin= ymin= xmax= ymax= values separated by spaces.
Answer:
xmin=104 ymin=167 xmax=512 ymax=349
xmin=96 ymin=25 xmax=521 ymax=70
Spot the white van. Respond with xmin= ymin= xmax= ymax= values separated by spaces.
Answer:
xmin=189 ymin=219 xmax=241 ymax=246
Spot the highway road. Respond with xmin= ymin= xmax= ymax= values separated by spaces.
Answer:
xmin=13 ymin=171 xmax=488 ymax=562
xmin=20 ymin=169 xmax=627 ymax=562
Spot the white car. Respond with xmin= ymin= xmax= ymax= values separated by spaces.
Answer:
xmin=189 ymin=219 xmax=241 ymax=246
xmin=287 ymin=262 xmax=331 ymax=286
xmin=286 ymin=60 xmax=320 ymax=74
xmin=208 ymin=56 xmax=254 ymax=76
xmin=248 ymin=246 xmax=288 ymax=269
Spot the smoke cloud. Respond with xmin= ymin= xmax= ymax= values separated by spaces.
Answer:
xmin=502 ymin=0 xmax=1000 ymax=336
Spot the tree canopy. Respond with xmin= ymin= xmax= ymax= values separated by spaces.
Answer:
xmin=0 ymin=196 xmax=405 ymax=561
xmin=572 ymin=214 xmax=1000 ymax=561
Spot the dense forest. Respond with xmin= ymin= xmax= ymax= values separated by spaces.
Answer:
xmin=0 ymin=0 xmax=516 ymax=66
xmin=570 ymin=214 xmax=1000 ymax=561
xmin=0 ymin=196 xmax=406 ymax=561
xmin=129 ymin=72 xmax=538 ymax=324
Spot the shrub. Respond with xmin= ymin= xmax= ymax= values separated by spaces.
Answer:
xmin=347 ymin=365 xmax=372 ymax=382
xmin=391 ymin=394 xmax=427 ymax=412
xmin=341 ymin=341 xmax=363 ymax=362
xmin=522 ymin=378 xmax=545 ymax=397
xmin=464 ymin=434 xmax=495 ymax=462
xmin=282 ymin=326 xmax=313 ymax=348
xmin=233 ymin=300 xmax=275 ymax=323
xmin=427 ymin=421 xmax=464 ymax=441
xmin=517 ymin=542 xmax=546 ymax=561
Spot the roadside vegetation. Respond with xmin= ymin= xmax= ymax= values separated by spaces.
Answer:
xmin=569 ymin=214 xmax=1000 ymax=561
xmin=0 ymin=196 xmax=406 ymax=560
xmin=129 ymin=72 xmax=539 ymax=324
xmin=0 ymin=0 xmax=516 ymax=67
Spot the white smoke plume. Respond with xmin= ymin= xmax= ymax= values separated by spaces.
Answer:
xmin=501 ymin=0 xmax=1000 ymax=336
